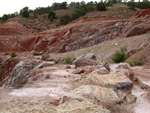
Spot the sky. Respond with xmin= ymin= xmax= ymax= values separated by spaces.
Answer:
xmin=0 ymin=0 xmax=100 ymax=16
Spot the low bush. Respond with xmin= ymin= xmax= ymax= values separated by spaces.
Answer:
xmin=32 ymin=52 xmax=39 ymax=56
xmin=65 ymin=57 xmax=72 ymax=64
xmin=111 ymin=46 xmax=127 ymax=63
xmin=10 ymin=52 xmax=17 ymax=58
xmin=128 ymin=59 xmax=142 ymax=66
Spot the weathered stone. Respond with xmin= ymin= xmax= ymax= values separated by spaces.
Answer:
xmin=93 ymin=67 xmax=109 ymax=75
xmin=95 ymin=87 xmax=120 ymax=106
xmin=74 ymin=53 xmax=97 ymax=63
xmin=110 ymin=63 xmax=131 ymax=78
xmin=75 ymin=58 xmax=98 ymax=67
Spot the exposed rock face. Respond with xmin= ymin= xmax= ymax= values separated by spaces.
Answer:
xmin=0 ymin=57 xmax=20 ymax=86
xmin=5 ymin=60 xmax=40 ymax=88
xmin=75 ymin=58 xmax=98 ymax=67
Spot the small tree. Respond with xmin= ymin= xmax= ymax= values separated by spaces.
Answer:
xmin=59 ymin=2 xmax=68 ymax=9
xmin=127 ymin=1 xmax=136 ymax=10
xmin=48 ymin=10 xmax=56 ymax=22
xmin=112 ymin=0 xmax=118 ymax=4
xmin=96 ymin=2 xmax=107 ymax=11
xmin=20 ymin=7 xmax=29 ymax=18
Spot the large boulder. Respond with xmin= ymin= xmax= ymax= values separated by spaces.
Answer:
xmin=87 ymin=73 xmax=133 ymax=92
xmin=5 ymin=60 xmax=40 ymax=88
xmin=61 ymin=85 xmax=120 ymax=106
xmin=110 ymin=63 xmax=131 ymax=78
xmin=75 ymin=58 xmax=98 ymax=67
xmin=57 ymin=100 xmax=110 ymax=113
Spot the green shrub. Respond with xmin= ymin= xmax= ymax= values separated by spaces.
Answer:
xmin=129 ymin=59 xmax=142 ymax=66
xmin=32 ymin=52 xmax=39 ymax=56
xmin=111 ymin=46 xmax=127 ymax=63
xmin=20 ymin=7 xmax=29 ymax=18
xmin=65 ymin=57 xmax=72 ymax=64
xmin=60 ymin=14 xmax=71 ymax=25
xmin=11 ymin=52 xmax=17 ymax=58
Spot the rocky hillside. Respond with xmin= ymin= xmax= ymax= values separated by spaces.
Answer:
xmin=8 ymin=3 xmax=137 ymax=32
xmin=0 ymin=9 xmax=150 ymax=53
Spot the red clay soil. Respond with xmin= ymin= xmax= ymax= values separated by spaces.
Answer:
xmin=131 ymin=9 xmax=150 ymax=19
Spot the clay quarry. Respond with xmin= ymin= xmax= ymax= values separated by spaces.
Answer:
xmin=0 ymin=2 xmax=150 ymax=113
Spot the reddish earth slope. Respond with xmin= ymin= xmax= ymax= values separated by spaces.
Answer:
xmin=0 ymin=9 xmax=150 ymax=53
xmin=131 ymin=9 xmax=150 ymax=19
xmin=0 ymin=21 xmax=31 ymax=36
